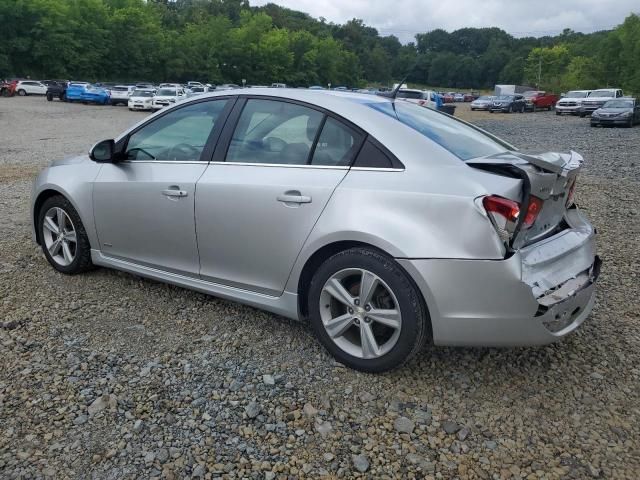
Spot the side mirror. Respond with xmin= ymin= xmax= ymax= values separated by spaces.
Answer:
xmin=90 ymin=139 xmax=115 ymax=163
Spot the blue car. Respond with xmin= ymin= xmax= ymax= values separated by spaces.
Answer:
xmin=65 ymin=83 xmax=111 ymax=105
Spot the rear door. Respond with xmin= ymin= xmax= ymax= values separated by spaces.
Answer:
xmin=195 ymin=97 xmax=364 ymax=295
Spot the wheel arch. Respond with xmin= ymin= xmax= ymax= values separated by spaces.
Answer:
xmin=295 ymin=240 xmax=432 ymax=338
xmin=33 ymin=188 xmax=91 ymax=247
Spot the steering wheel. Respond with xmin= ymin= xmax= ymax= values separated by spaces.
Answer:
xmin=127 ymin=147 xmax=156 ymax=160
xmin=168 ymin=143 xmax=200 ymax=161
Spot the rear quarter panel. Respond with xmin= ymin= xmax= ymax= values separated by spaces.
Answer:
xmin=285 ymin=161 xmax=522 ymax=293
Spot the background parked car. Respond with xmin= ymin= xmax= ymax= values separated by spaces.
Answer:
xmin=395 ymin=89 xmax=439 ymax=109
xmin=152 ymin=87 xmax=186 ymax=110
xmin=45 ymin=81 xmax=68 ymax=101
xmin=453 ymin=93 xmax=465 ymax=102
xmin=590 ymin=98 xmax=639 ymax=128
xmin=186 ymin=85 xmax=208 ymax=97
xmin=128 ymin=88 xmax=155 ymax=110
xmin=109 ymin=85 xmax=135 ymax=106
xmin=65 ymin=83 xmax=111 ymax=105
xmin=523 ymin=91 xmax=559 ymax=111
xmin=490 ymin=94 xmax=526 ymax=113
xmin=580 ymin=88 xmax=624 ymax=117
xmin=470 ymin=95 xmax=495 ymax=111
xmin=555 ymin=90 xmax=591 ymax=115
xmin=0 ymin=79 xmax=18 ymax=97
xmin=16 ymin=80 xmax=47 ymax=96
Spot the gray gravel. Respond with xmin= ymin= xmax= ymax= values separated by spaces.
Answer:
xmin=1 ymin=97 xmax=639 ymax=479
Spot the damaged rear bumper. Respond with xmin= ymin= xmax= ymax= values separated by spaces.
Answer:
xmin=399 ymin=207 xmax=600 ymax=346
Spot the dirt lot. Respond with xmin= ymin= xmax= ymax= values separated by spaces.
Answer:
xmin=1 ymin=97 xmax=639 ymax=479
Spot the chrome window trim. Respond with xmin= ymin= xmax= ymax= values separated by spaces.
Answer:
xmin=350 ymin=167 xmax=405 ymax=172
xmin=120 ymin=160 xmax=207 ymax=165
xmin=209 ymin=161 xmax=349 ymax=170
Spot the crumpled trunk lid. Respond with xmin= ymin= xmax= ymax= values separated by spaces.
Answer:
xmin=468 ymin=150 xmax=583 ymax=250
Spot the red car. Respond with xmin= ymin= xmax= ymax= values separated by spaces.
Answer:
xmin=442 ymin=93 xmax=455 ymax=103
xmin=523 ymin=91 xmax=559 ymax=111
xmin=1 ymin=80 xmax=18 ymax=97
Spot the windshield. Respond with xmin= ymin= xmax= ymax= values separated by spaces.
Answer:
xmin=589 ymin=90 xmax=615 ymax=97
xmin=191 ymin=87 xmax=204 ymax=92
xmin=496 ymin=95 xmax=514 ymax=101
xmin=133 ymin=90 xmax=154 ymax=97
xmin=157 ymin=89 xmax=177 ymax=96
xmin=112 ymin=86 xmax=129 ymax=91
xmin=367 ymin=101 xmax=511 ymax=161
xmin=603 ymin=100 xmax=633 ymax=108
xmin=522 ymin=91 xmax=540 ymax=98
xmin=565 ymin=91 xmax=589 ymax=98
xmin=397 ymin=91 xmax=423 ymax=99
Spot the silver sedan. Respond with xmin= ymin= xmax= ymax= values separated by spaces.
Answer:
xmin=31 ymin=89 xmax=600 ymax=372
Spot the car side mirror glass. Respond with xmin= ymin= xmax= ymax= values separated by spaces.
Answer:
xmin=90 ymin=139 xmax=115 ymax=163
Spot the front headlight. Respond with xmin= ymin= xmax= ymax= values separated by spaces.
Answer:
xmin=620 ymin=111 xmax=632 ymax=117
xmin=592 ymin=111 xmax=600 ymax=117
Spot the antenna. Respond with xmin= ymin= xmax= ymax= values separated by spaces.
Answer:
xmin=390 ymin=75 xmax=409 ymax=100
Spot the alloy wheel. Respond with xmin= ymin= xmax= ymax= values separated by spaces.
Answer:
xmin=42 ymin=207 xmax=77 ymax=267
xmin=319 ymin=268 xmax=402 ymax=359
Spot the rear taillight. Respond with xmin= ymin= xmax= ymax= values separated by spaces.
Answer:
xmin=482 ymin=196 xmax=520 ymax=242
xmin=482 ymin=195 xmax=544 ymax=242
xmin=523 ymin=196 xmax=543 ymax=228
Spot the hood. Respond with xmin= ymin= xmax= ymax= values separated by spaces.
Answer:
xmin=50 ymin=154 xmax=90 ymax=167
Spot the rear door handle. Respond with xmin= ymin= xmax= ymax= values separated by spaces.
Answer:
xmin=162 ymin=187 xmax=188 ymax=198
xmin=277 ymin=191 xmax=312 ymax=204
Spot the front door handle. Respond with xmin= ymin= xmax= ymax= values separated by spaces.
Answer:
xmin=162 ymin=187 xmax=188 ymax=198
xmin=277 ymin=191 xmax=312 ymax=204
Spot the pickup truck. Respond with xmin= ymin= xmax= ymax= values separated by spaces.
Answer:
xmin=579 ymin=88 xmax=624 ymax=117
xmin=523 ymin=91 xmax=559 ymax=111
xmin=45 ymin=81 xmax=68 ymax=101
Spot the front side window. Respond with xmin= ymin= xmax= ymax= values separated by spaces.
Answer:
xmin=125 ymin=99 xmax=228 ymax=161
xmin=226 ymin=99 xmax=323 ymax=165
xmin=367 ymin=101 xmax=512 ymax=161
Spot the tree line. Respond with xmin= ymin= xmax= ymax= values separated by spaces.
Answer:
xmin=1 ymin=0 xmax=639 ymax=93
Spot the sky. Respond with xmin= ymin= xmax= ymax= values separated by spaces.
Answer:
xmin=252 ymin=0 xmax=638 ymax=42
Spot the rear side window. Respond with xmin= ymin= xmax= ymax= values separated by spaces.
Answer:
xmin=311 ymin=117 xmax=363 ymax=166
xmin=367 ymin=101 xmax=511 ymax=161
xmin=226 ymin=99 xmax=323 ymax=165
xmin=353 ymin=140 xmax=397 ymax=168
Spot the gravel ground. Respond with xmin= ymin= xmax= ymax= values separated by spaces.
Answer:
xmin=0 ymin=97 xmax=639 ymax=479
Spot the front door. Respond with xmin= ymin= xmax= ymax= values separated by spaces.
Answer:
xmin=93 ymin=98 xmax=231 ymax=276
xmin=196 ymin=98 xmax=363 ymax=295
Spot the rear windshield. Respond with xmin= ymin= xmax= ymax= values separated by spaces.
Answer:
xmin=565 ymin=91 xmax=589 ymax=98
xmin=397 ymin=91 xmax=423 ymax=99
xmin=367 ymin=101 xmax=511 ymax=161
xmin=589 ymin=90 xmax=615 ymax=97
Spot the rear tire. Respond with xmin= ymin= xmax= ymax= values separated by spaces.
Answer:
xmin=307 ymin=247 xmax=429 ymax=372
xmin=38 ymin=195 xmax=94 ymax=275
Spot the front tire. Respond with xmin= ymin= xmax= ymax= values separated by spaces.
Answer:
xmin=38 ymin=195 xmax=93 ymax=274
xmin=18 ymin=89 xmax=27 ymax=96
xmin=307 ymin=247 xmax=429 ymax=372
xmin=46 ymin=93 xmax=53 ymax=101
